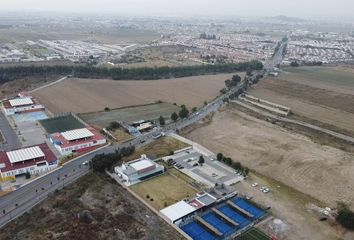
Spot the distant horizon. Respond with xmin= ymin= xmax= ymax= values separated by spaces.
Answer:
xmin=0 ymin=11 xmax=353 ymax=24
xmin=1 ymin=0 xmax=354 ymax=22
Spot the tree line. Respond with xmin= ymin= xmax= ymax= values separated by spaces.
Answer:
xmin=91 ymin=146 xmax=135 ymax=172
xmin=0 ymin=60 xmax=263 ymax=84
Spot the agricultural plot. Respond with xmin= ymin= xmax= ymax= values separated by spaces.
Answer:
xmin=248 ymin=66 xmax=354 ymax=133
xmin=282 ymin=66 xmax=354 ymax=95
xmin=80 ymin=103 xmax=181 ymax=128
xmin=130 ymin=173 xmax=198 ymax=210
xmin=32 ymin=73 xmax=241 ymax=114
xmin=39 ymin=114 xmax=85 ymax=134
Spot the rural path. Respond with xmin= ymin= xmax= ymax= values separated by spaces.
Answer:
xmin=232 ymin=100 xmax=354 ymax=144
xmin=28 ymin=76 xmax=68 ymax=94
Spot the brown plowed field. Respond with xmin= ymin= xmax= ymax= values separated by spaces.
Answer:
xmin=33 ymin=73 xmax=240 ymax=114
xmin=248 ymin=75 xmax=354 ymax=133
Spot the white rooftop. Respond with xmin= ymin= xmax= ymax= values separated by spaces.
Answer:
xmin=9 ymin=97 xmax=33 ymax=107
xmin=160 ymin=201 xmax=196 ymax=223
xmin=61 ymin=128 xmax=94 ymax=141
xmin=129 ymin=159 xmax=154 ymax=171
xmin=6 ymin=146 xmax=45 ymax=164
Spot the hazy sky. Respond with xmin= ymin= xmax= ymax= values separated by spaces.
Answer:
xmin=1 ymin=0 xmax=354 ymax=20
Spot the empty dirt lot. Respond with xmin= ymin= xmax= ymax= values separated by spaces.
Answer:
xmin=32 ymin=73 xmax=240 ymax=113
xmin=0 ymin=173 xmax=184 ymax=240
xmin=248 ymin=68 xmax=354 ymax=134
xmin=186 ymin=106 xmax=354 ymax=210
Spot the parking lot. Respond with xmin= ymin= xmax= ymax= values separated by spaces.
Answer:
xmin=11 ymin=111 xmax=48 ymax=147
xmin=163 ymin=148 xmax=243 ymax=187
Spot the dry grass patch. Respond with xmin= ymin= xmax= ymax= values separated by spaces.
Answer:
xmin=130 ymin=173 xmax=198 ymax=210
xmin=123 ymin=136 xmax=190 ymax=161
xmin=111 ymin=129 xmax=134 ymax=143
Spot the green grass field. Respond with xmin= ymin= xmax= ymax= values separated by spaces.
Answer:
xmin=240 ymin=228 xmax=271 ymax=240
xmin=39 ymin=114 xmax=84 ymax=134
xmin=283 ymin=66 xmax=354 ymax=88
xmin=79 ymin=103 xmax=181 ymax=128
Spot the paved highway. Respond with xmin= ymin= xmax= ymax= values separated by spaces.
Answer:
xmin=0 ymin=39 xmax=286 ymax=229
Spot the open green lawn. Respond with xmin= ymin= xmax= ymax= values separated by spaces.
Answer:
xmin=130 ymin=173 xmax=198 ymax=210
xmin=239 ymin=228 xmax=271 ymax=240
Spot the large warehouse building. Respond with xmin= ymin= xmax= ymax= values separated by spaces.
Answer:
xmin=0 ymin=143 xmax=58 ymax=178
xmin=2 ymin=94 xmax=45 ymax=116
xmin=49 ymin=127 xmax=106 ymax=155
xmin=115 ymin=154 xmax=165 ymax=185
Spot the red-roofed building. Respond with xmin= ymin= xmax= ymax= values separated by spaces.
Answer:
xmin=2 ymin=94 xmax=44 ymax=115
xmin=0 ymin=143 xmax=58 ymax=178
xmin=49 ymin=127 xmax=106 ymax=156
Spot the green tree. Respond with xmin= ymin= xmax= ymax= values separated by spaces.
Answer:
xmin=290 ymin=61 xmax=299 ymax=67
xmin=225 ymin=79 xmax=231 ymax=88
xmin=232 ymin=162 xmax=242 ymax=170
xmin=216 ymin=153 xmax=223 ymax=161
xmin=225 ymin=157 xmax=232 ymax=166
xmin=192 ymin=107 xmax=198 ymax=113
xmin=336 ymin=206 xmax=354 ymax=230
xmin=159 ymin=116 xmax=165 ymax=126
xmin=198 ymin=155 xmax=205 ymax=166
xmin=179 ymin=107 xmax=189 ymax=119
xmin=171 ymin=112 xmax=178 ymax=122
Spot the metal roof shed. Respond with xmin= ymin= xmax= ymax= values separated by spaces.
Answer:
xmin=160 ymin=201 xmax=196 ymax=224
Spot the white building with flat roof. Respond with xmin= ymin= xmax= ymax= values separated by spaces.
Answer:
xmin=160 ymin=200 xmax=197 ymax=226
xmin=114 ymin=155 xmax=164 ymax=185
